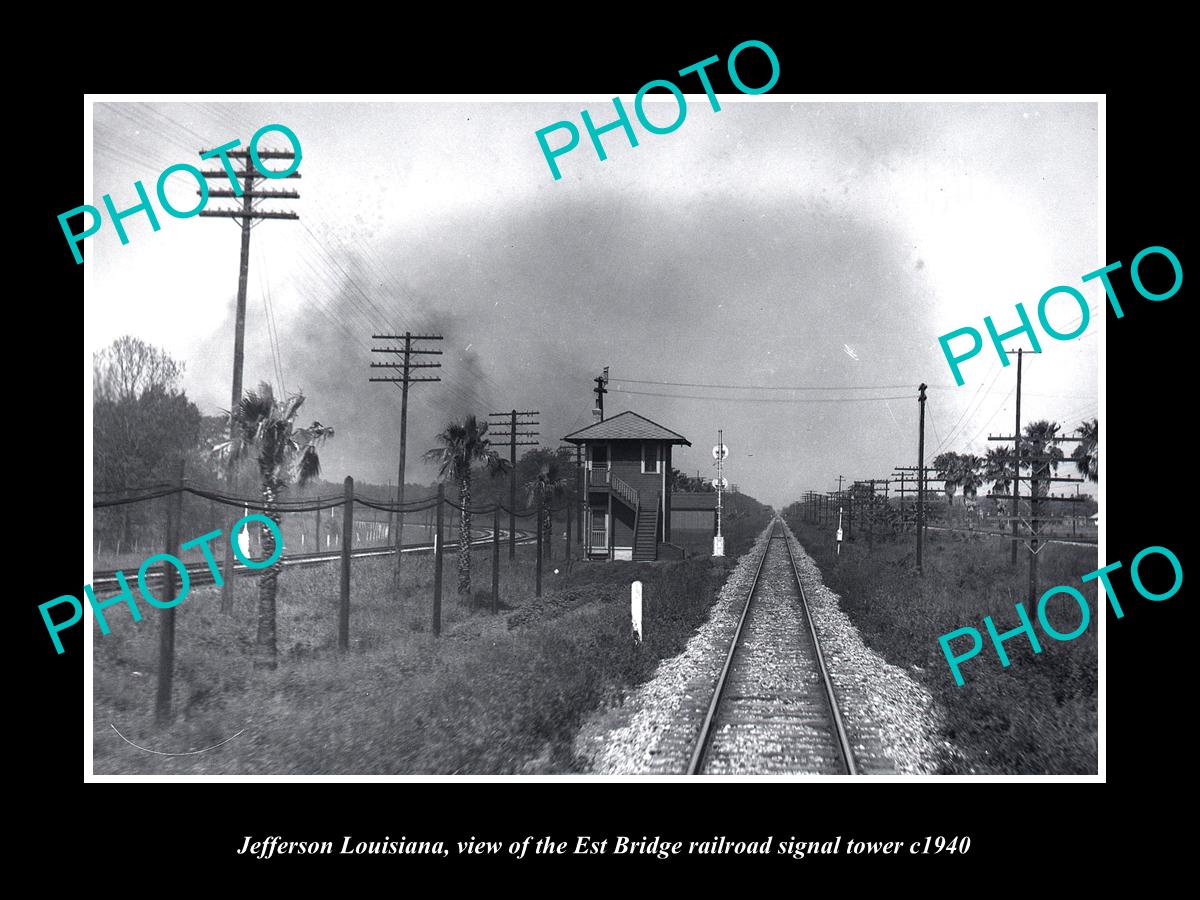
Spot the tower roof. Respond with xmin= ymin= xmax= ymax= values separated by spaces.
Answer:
xmin=562 ymin=410 xmax=691 ymax=445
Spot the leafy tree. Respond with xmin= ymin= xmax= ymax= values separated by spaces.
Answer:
xmin=424 ymin=415 xmax=508 ymax=599
xmin=94 ymin=335 xmax=184 ymax=403
xmin=216 ymin=383 xmax=333 ymax=668
xmin=1072 ymin=418 xmax=1098 ymax=483
xmin=669 ymin=466 xmax=714 ymax=493
xmin=93 ymin=336 xmax=201 ymax=550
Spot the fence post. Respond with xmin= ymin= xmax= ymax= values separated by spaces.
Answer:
xmin=492 ymin=504 xmax=500 ymax=615
xmin=536 ymin=491 xmax=543 ymax=598
xmin=433 ymin=483 xmax=444 ymax=636
xmin=155 ymin=458 xmax=185 ymax=725
xmin=339 ymin=476 xmax=353 ymax=651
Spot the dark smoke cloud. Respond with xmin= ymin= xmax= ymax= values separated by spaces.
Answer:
xmin=183 ymin=184 xmax=938 ymax=505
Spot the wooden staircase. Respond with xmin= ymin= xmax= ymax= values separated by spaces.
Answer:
xmin=633 ymin=496 xmax=658 ymax=561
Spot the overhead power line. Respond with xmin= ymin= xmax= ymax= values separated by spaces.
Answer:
xmin=611 ymin=388 xmax=915 ymax=403
xmin=616 ymin=377 xmax=932 ymax=391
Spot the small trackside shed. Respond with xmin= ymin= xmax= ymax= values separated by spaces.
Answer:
xmin=670 ymin=492 xmax=718 ymax=534
xmin=562 ymin=411 xmax=691 ymax=561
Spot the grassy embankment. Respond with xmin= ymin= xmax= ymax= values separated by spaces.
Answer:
xmin=783 ymin=513 xmax=1097 ymax=774
xmin=93 ymin=524 xmax=760 ymax=774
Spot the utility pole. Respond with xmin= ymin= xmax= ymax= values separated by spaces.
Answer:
xmin=593 ymin=367 xmax=609 ymax=420
xmin=556 ymin=443 xmax=583 ymax=560
xmin=988 ymin=432 xmax=1084 ymax=600
xmin=917 ymin=383 xmax=927 ymax=576
xmin=1005 ymin=347 xmax=1040 ymax=566
xmin=488 ymin=410 xmax=539 ymax=559
xmin=371 ymin=332 xmax=443 ymax=586
xmin=576 ymin=444 xmax=584 ymax=550
xmin=199 ymin=143 xmax=300 ymax=614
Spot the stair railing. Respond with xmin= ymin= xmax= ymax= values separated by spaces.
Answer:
xmin=611 ymin=474 xmax=640 ymax=513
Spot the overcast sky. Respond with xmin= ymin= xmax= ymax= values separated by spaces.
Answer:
xmin=88 ymin=99 xmax=1099 ymax=508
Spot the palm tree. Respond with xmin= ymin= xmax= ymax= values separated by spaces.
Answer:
xmin=216 ymin=383 xmax=333 ymax=669
xmin=1072 ymin=418 xmax=1098 ymax=483
xmin=932 ymin=451 xmax=962 ymax=505
xmin=525 ymin=456 xmax=570 ymax=558
xmin=424 ymin=415 xmax=508 ymax=600
xmin=984 ymin=446 xmax=1015 ymax=492
xmin=1021 ymin=420 xmax=1064 ymax=507
xmin=984 ymin=445 xmax=1016 ymax=517
xmin=958 ymin=454 xmax=985 ymax=502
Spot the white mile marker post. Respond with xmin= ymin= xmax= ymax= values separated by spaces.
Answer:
xmin=631 ymin=581 xmax=643 ymax=644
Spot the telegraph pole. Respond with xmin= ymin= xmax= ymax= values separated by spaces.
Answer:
xmin=199 ymin=143 xmax=300 ymax=614
xmin=593 ymin=368 xmax=609 ymax=420
xmin=987 ymin=432 xmax=1084 ymax=600
xmin=917 ymin=383 xmax=927 ymax=576
xmin=488 ymin=410 xmax=539 ymax=559
xmin=576 ymin=444 xmax=584 ymax=549
xmin=1005 ymin=347 xmax=1041 ymax=566
xmin=371 ymin=333 xmax=443 ymax=584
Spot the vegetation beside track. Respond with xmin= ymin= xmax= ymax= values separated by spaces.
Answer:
xmin=782 ymin=511 xmax=1097 ymax=774
xmin=94 ymin=542 xmax=746 ymax=774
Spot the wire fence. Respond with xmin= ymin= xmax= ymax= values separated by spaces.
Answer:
xmin=87 ymin=473 xmax=583 ymax=724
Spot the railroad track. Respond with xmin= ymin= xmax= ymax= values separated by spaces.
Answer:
xmin=92 ymin=528 xmax=533 ymax=589
xmin=688 ymin=520 xmax=858 ymax=775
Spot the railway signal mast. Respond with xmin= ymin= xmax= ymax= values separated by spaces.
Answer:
xmin=713 ymin=431 xmax=728 ymax=557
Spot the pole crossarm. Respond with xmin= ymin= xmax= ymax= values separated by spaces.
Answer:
xmin=199 ymin=170 xmax=301 ymax=180
xmin=198 ymin=149 xmax=297 ymax=159
xmin=369 ymin=376 xmax=441 ymax=383
xmin=370 ymin=362 xmax=442 ymax=369
xmin=198 ymin=209 xmax=299 ymax=220
xmin=988 ymin=434 xmax=1085 ymax=442
xmin=204 ymin=188 xmax=301 ymax=199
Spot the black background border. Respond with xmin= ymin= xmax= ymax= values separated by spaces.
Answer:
xmin=20 ymin=25 xmax=1188 ymax=881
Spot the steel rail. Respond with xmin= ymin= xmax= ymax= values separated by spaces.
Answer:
xmin=91 ymin=529 xmax=533 ymax=588
xmin=780 ymin=521 xmax=858 ymax=775
xmin=687 ymin=521 xmax=776 ymax=775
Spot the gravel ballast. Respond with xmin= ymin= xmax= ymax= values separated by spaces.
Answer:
xmin=574 ymin=525 xmax=775 ymax=775
xmin=780 ymin=519 xmax=953 ymax=774
xmin=574 ymin=519 xmax=954 ymax=775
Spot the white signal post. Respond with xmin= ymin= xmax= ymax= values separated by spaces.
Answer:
xmin=836 ymin=507 xmax=844 ymax=556
xmin=631 ymin=580 xmax=643 ymax=644
xmin=713 ymin=431 xmax=728 ymax=557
